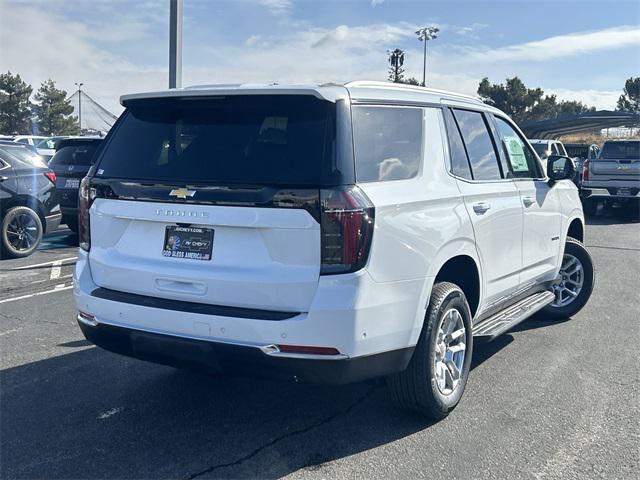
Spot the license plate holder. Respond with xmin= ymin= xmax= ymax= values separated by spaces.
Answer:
xmin=163 ymin=225 xmax=214 ymax=261
xmin=64 ymin=178 xmax=80 ymax=189
xmin=617 ymin=187 xmax=632 ymax=196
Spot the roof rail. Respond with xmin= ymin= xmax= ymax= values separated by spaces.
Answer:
xmin=344 ymin=80 xmax=483 ymax=103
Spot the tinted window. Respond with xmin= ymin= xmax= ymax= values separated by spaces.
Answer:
xmin=600 ymin=141 xmax=640 ymax=160
xmin=452 ymin=109 xmax=502 ymax=180
xmin=0 ymin=145 xmax=46 ymax=168
xmin=532 ymin=143 xmax=548 ymax=158
xmin=96 ymin=96 xmax=337 ymax=186
xmin=443 ymin=108 xmax=472 ymax=180
xmin=494 ymin=117 xmax=541 ymax=178
xmin=50 ymin=143 xmax=101 ymax=166
xmin=352 ymin=106 xmax=423 ymax=182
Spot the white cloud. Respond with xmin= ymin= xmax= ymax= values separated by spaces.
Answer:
xmin=371 ymin=0 xmax=385 ymax=6
xmin=257 ymin=0 xmax=292 ymax=16
xmin=548 ymin=88 xmax=621 ymax=111
xmin=463 ymin=25 xmax=640 ymax=63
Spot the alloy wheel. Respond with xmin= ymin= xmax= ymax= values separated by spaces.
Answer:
xmin=552 ymin=253 xmax=584 ymax=308
xmin=433 ymin=308 xmax=467 ymax=396
xmin=6 ymin=213 xmax=39 ymax=251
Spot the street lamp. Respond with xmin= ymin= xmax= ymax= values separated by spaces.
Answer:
xmin=74 ymin=82 xmax=83 ymax=131
xmin=415 ymin=26 xmax=439 ymax=87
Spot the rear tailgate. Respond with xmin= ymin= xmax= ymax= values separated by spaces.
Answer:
xmin=588 ymin=141 xmax=640 ymax=183
xmin=89 ymin=196 xmax=320 ymax=312
xmin=85 ymin=94 xmax=347 ymax=314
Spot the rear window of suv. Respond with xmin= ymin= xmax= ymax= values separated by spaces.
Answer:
xmin=95 ymin=95 xmax=338 ymax=186
xmin=50 ymin=142 xmax=101 ymax=166
xmin=600 ymin=141 xmax=640 ymax=160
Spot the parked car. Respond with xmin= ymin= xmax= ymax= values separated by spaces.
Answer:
xmin=0 ymin=147 xmax=61 ymax=258
xmin=581 ymin=139 xmax=640 ymax=215
xmin=13 ymin=135 xmax=47 ymax=147
xmin=35 ymin=136 xmax=69 ymax=163
xmin=74 ymin=82 xmax=594 ymax=419
xmin=48 ymin=137 xmax=102 ymax=232
xmin=0 ymin=141 xmax=47 ymax=168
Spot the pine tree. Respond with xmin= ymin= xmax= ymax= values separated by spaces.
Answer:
xmin=0 ymin=71 xmax=33 ymax=134
xmin=616 ymin=77 xmax=640 ymax=112
xmin=34 ymin=79 xmax=79 ymax=135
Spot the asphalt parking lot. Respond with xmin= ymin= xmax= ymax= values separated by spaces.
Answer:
xmin=1 ymin=211 xmax=639 ymax=480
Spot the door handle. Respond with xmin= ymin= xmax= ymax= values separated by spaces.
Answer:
xmin=472 ymin=202 xmax=491 ymax=214
xmin=523 ymin=196 xmax=535 ymax=207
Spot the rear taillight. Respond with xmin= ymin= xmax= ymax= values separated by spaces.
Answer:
xmin=320 ymin=186 xmax=374 ymax=275
xmin=44 ymin=171 xmax=56 ymax=184
xmin=582 ymin=159 xmax=589 ymax=182
xmin=78 ymin=177 xmax=94 ymax=251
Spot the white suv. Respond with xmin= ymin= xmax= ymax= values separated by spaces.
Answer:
xmin=73 ymin=81 xmax=594 ymax=418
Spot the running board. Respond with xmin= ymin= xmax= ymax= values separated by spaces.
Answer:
xmin=473 ymin=290 xmax=555 ymax=341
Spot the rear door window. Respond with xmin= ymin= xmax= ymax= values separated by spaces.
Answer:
xmin=352 ymin=105 xmax=423 ymax=182
xmin=95 ymin=95 xmax=339 ymax=186
xmin=600 ymin=141 xmax=640 ymax=160
xmin=452 ymin=109 xmax=502 ymax=181
xmin=443 ymin=108 xmax=472 ymax=180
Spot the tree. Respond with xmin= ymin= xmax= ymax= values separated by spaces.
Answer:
xmin=0 ymin=71 xmax=33 ymax=134
xmin=478 ymin=77 xmax=543 ymax=124
xmin=388 ymin=48 xmax=406 ymax=83
xmin=616 ymin=77 xmax=640 ymax=112
xmin=478 ymin=76 xmax=596 ymax=124
xmin=33 ymin=79 xmax=79 ymax=135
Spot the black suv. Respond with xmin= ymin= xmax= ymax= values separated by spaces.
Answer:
xmin=0 ymin=144 xmax=61 ymax=258
xmin=48 ymin=138 xmax=102 ymax=232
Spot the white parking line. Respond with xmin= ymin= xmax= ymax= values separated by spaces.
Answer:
xmin=0 ymin=284 xmax=73 ymax=304
xmin=50 ymin=260 xmax=62 ymax=280
xmin=11 ymin=256 xmax=77 ymax=271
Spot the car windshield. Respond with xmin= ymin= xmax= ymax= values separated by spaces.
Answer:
xmin=95 ymin=95 xmax=338 ymax=186
xmin=50 ymin=143 xmax=101 ymax=166
xmin=600 ymin=141 xmax=640 ymax=160
xmin=0 ymin=145 xmax=46 ymax=167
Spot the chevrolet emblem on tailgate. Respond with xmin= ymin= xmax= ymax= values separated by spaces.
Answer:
xmin=169 ymin=188 xmax=196 ymax=199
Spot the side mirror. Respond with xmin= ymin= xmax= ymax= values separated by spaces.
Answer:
xmin=547 ymin=155 xmax=576 ymax=183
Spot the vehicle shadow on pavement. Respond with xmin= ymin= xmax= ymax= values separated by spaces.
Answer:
xmin=584 ymin=207 xmax=640 ymax=225
xmin=1 ymin=339 xmax=511 ymax=479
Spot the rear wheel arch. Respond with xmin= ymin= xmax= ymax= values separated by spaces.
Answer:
xmin=2 ymin=195 xmax=47 ymax=233
xmin=567 ymin=217 xmax=584 ymax=243
xmin=433 ymin=255 xmax=480 ymax=317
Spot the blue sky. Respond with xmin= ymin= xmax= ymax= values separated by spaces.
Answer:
xmin=1 ymin=0 xmax=639 ymax=114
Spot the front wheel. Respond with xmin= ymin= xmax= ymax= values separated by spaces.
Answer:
xmin=542 ymin=237 xmax=595 ymax=320
xmin=386 ymin=282 xmax=473 ymax=419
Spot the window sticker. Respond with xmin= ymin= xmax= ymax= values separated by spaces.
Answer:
xmin=504 ymin=137 xmax=529 ymax=172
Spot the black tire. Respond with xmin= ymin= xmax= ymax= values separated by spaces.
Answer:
xmin=1 ymin=206 xmax=43 ymax=259
xmin=582 ymin=198 xmax=598 ymax=216
xmin=542 ymin=237 xmax=595 ymax=321
xmin=386 ymin=282 xmax=473 ymax=419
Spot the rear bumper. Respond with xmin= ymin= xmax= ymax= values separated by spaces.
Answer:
xmin=44 ymin=211 xmax=62 ymax=233
xmin=77 ymin=318 xmax=414 ymax=384
xmin=73 ymin=250 xmax=428 ymax=383
xmin=582 ymin=187 xmax=640 ymax=199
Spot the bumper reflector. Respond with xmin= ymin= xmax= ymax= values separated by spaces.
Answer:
xmin=277 ymin=345 xmax=341 ymax=356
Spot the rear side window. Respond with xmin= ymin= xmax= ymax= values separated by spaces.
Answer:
xmin=493 ymin=116 xmax=541 ymax=178
xmin=452 ymin=109 xmax=502 ymax=180
xmin=443 ymin=108 xmax=472 ymax=180
xmin=95 ymin=96 xmax=338 ymax=186
xmin=50 ymin=143 xmax=100 ymax=166
xmin=352 ymin=106 xmax=423 ymax=182
xmin=600 ymin=141 xmax=640 ymax=160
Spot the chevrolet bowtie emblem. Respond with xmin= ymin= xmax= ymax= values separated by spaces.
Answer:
xmin=169 ymin=188 xmax=196 ymax=199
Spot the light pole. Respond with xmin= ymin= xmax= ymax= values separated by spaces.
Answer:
xmin=169 ymin=0 xmax=183 ymax=88
xmin=415 ymin=26 xmax=439 ymax=87
xmin=74 ymin=82 xmax=83 ymax=131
